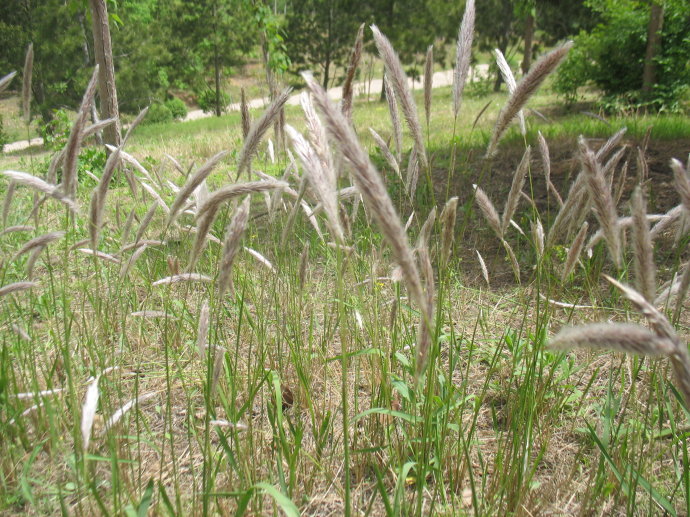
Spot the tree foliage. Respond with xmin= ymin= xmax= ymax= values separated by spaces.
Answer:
xmin=284 ymin=0 xmax=361 ymax=89
xmin=554 ymin=0 xmax=690 ymax=110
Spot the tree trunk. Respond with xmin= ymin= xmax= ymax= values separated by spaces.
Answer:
xmin=214 ymin=47 xmax=222 ymax=117
xmin=323 ymin=53 xmax=331 ymax=90
xmin=642 ymin=2 xmax=664 ymax=96
xmin=89 ymin=0 xmax=121 ymax=148
xmin=521 ymin=12 xmax=535 ymax=75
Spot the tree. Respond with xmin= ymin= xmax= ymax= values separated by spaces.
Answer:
xmin=89 ymin=0 xmax=121 ymax=147
xmin=284 ymin=0 xmax=361 ymax=89
xmin=642 ymin=0 xmax=664 ymax=95
xmin=554 ymin=0 xmax=690 ymax=109
xmin=0 ymin=0 xmax=89 ymax=122
xmin=110 ymin=0 xmax=172 ymax=113
xmin=475 ymin=0 xmax=519 ymax=91
xmin=164 ymin=0 xmax=256 ymax=116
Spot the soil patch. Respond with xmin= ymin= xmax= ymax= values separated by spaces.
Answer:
xmin=430 ymin=135 xmax=690 ymax=287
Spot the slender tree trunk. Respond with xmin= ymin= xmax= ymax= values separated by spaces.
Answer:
xmin=642 ymin=2 xmax=664 ymax=96
xmin=521 ymin=12 xmax=535 ymax=75
xmin=89 ymin=0 xmax=121 ymax=148
xmin=322 ymin=0 xmax=333 ymax=89
xmin=323 ymin=52 xmax=331 ymax=90
xmin=214 ymin=47 xmax=222 ymax=117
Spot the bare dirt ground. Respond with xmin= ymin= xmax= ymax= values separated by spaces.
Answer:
xmin=432 ymin=136 xmax=690 ymax=287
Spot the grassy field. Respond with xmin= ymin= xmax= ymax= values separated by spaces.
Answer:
xmin=2 ymin=39 xmax=690 ymax=517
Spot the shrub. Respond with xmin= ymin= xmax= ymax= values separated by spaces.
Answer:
xmin=145 ymin=102 xmax=173 ymax=125
xmin=39 ymin=108 xmax=72 ymax=151
xmin=197 ymin=89 xmax=230 ymax=114
xmin=554 ymin=0 xmax=690 ymax=111
xmin=165 ymin=97 xmax=187 ymax=120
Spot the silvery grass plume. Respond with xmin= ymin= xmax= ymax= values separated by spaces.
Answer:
xmin=486 ymin=41 xmax=573 ymax=157
xmin=341 ymin=23 xmax=365 ymax=123
xmin=102 ymin=392 xmax=156 ymax=434
xmin=280 ymin=175 xmax=308 ymax=246
xmin=672 ymin=158 xmax=690 ymax=216
xmin=119 ymin=243 xmax=148 ymax=279
xmin=547 ymin=128 xmax=628 ymax=247
xmin=453 ymin=0 xmax=475 ymax=118
xmin=538 ymin=131 xmax=563 ymax=206
xmin=369 ymin=128 xmax=401 ymax=181
xmin=2 ymin=181 xmax=16 ymax=226
xmin=579 ymin=137 xmax=621 ymax=268
xmin=240 ymin=88 xmax=251 ymax=140
xmin=0 ymin=225 xmax=34 ymax=237
xmin=416 ymin=244 xmax=436 ymax=376
xmin=167 ymin=150 xmax=229 ymax=226
xmin=1 ymin=170 xmax=77 ymax=212
xmin=650 ymin=204 xmax=683 ymax=240
xmin=244 ymin=247 xmax=275 ymax=272
xmin=501 ymin=146 xmax=531 ymax=234
xmin=384 ymin=76 xmax=403 ymax=161
xmin=0 ymin=281 xmax=37 ymax=298
xmin=302 ymin=72 xmax=432 ymax=374
xmin=152 ymin=273 xmax=212 ymax=286
xmin=531 ymin=218 xmax=545 ymax=259
xmin=236 ymin=88 xmax=291 ymax=179
xmin=612 ymin=275 xmax=690 ymax=403
xmin=76 ymin=248 xmax=120 ymax=264
xmin=22 ymin=43 xmax=33 ymax=124
xmin=133 ymin=203 xmax=159 ymax=247
xmin=217 ymin=196 xmax=250 ymax=299
xmin=286 ymin=125 xmax=343 ymax=243
xmin=472 ymin=181 xmax=522 ymax=281
xmin=550 ymin=323 xmax=676 ymax=357
xmin=561 ymin=222 xmax=588 ymax=281
xmin=371 ymin=25 xmax=428 ymax=169
xmin=299 ymin=242 xmax=310 ymax=290
xmin=476 ymin=249 xmax=490 ymax=286
xmin=416 ymin=206 xmax=437 ymax=251
xmin=493 ymin=48 xmax=525 ymax=135
xmin=424 ymin=45 xmax=433 ymax=128
xmin=10 ymin=387 xmax=65 ymax=400
xmin=189 ymin=179 xmax=287 ymax=271
xmin=139 ymin=181 xmax=170 ymax=214
xmin=63 ymin=66 xmax=99 ymax=199
xmin=81 ymin=375 xmax=100 ymax=452
xmin=631 ymin=187 xmax=656 ymax=302
xmin=195 ymin=180 xmax=289 ymax=222
xmin=96 ymin=107 xmax=148 ymax=203
xmin=89 ymin=146 xmax=124 ymax=248
xmin=301 ymin=92 xmax=334 ymax=178
xmin=440 ymin=197 xmax=459 ymax=267
xmin=197 ymin=300 xmax=210 ymax=356
xmin=553 ymin=275 xmax=690 ymax=409
xmin=14 ymin=231 xmax=64 ymax=276
xmin=0 ymin=71 xmax=17 ymax=94
xmin=673 ymin=260 xmax=690 ymax=323
xmin=406 ymin=147 xmax=419 ymax=197
xmin=473 ymin=184 xmax=502 ymax=239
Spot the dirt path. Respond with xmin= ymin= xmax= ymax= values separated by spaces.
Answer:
xmin=2 ymin=65 xmax=489 ymax=153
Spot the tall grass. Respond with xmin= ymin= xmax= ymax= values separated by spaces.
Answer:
xmin=2 ymin=11 xmax=690 ymax=517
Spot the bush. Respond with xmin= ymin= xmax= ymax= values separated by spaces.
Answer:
xmin=554 ymin=0 xmax=690 ymax=111
xmin=39 ymin=108 xmax=72 ymax=151
xmin=165 ymin=97 xmax=187 ymax=120
xmin=145 ymin=102 xmax=173 ymax=125
xmin=197 ymin=89 xmax=230 ymax=114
